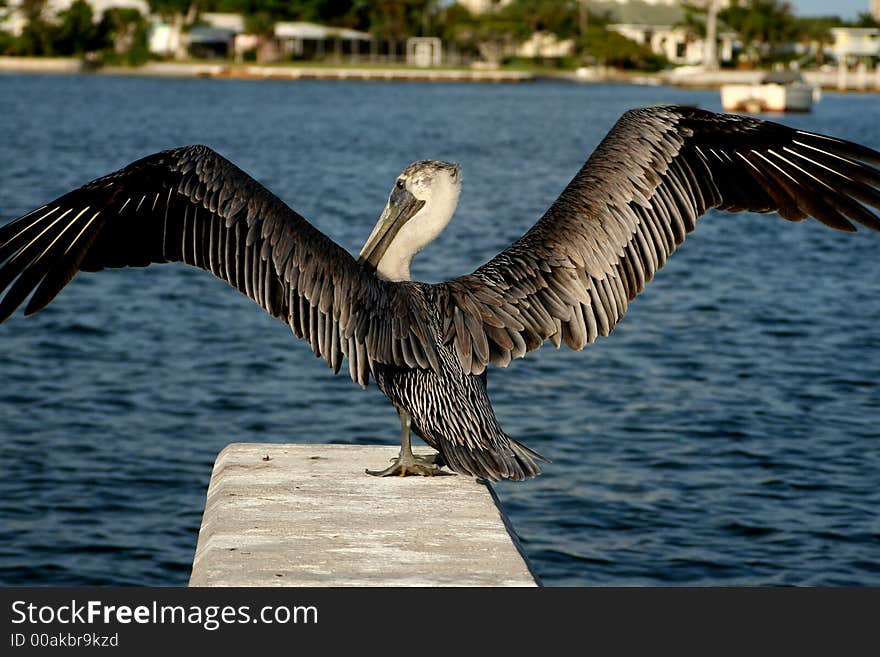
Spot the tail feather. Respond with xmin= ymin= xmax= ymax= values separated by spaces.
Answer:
xmin=435 ymin=434 xmax=548 ymax=482
xmin=507 ymin=437 xmax=549 ymax=480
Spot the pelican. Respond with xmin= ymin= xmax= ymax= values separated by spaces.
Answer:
xmin=1 ymin=106 xmax=879 ymax=481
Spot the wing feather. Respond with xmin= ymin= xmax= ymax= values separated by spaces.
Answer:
xmin=429 ymin=106 xmax=880 ymax=373
xmin=0 ymin=145 xmax=417 ymax=387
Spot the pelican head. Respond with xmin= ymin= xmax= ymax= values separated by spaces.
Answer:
xmin=358 ymin=160 xmax=461 ymax=282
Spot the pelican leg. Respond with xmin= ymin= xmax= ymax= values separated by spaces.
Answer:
xmin=366 ymin=409 xmax=442 ymax=477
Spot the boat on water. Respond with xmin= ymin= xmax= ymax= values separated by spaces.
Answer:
xmin=721 ymin=71 xmax=821 ymax=113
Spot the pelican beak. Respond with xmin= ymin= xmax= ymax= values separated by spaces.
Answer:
xmin=358 ymin=189 xmax=425 ymax=271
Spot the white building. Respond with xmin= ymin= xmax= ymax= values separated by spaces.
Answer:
xmin=830 ymin=27 xmax=880 ymax=63
xmin=149 ymin=14 xmax=374 ymax=61
xmin=199 ymin=13 xmax=244 ymax=32
xmin=609 ymin=23 xmax=736 ymax=65
xmin=596 ymin=1 xmax=737 ymax=66
xmin=517 ymin=32 xmax=575 ymax=58
xmin=273 ymin=21 xmax=372 ymax=59
xmin=454 ymin=0 xmax=738 ymax=65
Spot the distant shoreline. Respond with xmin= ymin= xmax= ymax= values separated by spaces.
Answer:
xmin=1 ymin=56 xmax=878 ymax=93
xmin=0 ymin=56 xmax=535 ymax=83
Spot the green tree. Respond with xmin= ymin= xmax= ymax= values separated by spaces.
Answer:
xmin=366 ymin=0 xmax=433 ymax=59
xmin=438 ymin=0 xmax=664 ymax=69
xmin=505 ymin=0 xmax=578 ymax=38
xmin=148 ymin=0 xmax=197 ymax=20
xmin=441 ymin=0 xmax=578 ymax=67
xmin=55 ymin=0 xmax=97 ymax=55
xmin=580 ymin=14 xmax=667 ymax=70
xmin=299 ymin=0 xmax=363 ymax=26
xmin=793 ymin=15 xmax=837 ymax=66
xmin=14 ymin=0 xmax=57 ymax=55
xmin=98 ymin=8 xmax=150 ymax=64
xmin=436 ymin=1 xmax=473 ymax=42
xmin=368 ymin=0 xmax=418 ymax=39
xmin=216 ymin=0 xmax=363 ymax=24
xmin=448 ymin=4 xmax=527 ymax=66
xmin=720 ymin=0 xmax=798 ymax=64
xmin=852 ymin=12 xmax=880 ymax=28
xmin=0 ymin=0 xmax=12 ymax=53
xmin=679 ymin=2 xmax=708 ymax=39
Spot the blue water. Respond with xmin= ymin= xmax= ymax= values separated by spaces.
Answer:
xmin=0 ymin=74 xmax=878 ymax=586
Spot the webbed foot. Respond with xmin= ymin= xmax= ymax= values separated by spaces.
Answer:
xmin=366 ymin=453 xmax=442 ymax=477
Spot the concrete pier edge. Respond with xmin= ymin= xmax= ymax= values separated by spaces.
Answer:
xmin=190 ymin=443 xmax=538 ymax=587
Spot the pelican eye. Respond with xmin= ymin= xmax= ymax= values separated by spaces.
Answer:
xmin=395 ymin=179 xmax=405 ymax=190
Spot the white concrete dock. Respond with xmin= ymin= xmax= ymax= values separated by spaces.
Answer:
xmin=189 ymin=443 xmax=538 ymax=587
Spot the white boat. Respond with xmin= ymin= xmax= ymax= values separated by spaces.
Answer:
xmin=721 ymin=71 xmax=821 ymax=113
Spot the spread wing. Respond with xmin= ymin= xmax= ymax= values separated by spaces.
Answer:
xmin=432 ymin=106 xmax=880 ymax=374
xmin=0 ymin=145 xmax=437 ymax=386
